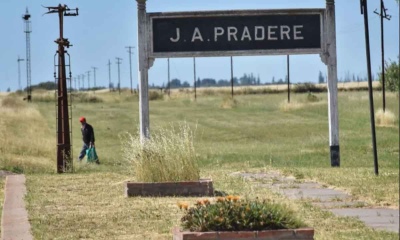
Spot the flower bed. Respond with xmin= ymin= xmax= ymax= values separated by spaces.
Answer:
xmin=125 ymin=178 xmax=214 ymax=197
xmin=172 ymin=226 xmax=314 ymax=240
xmin=173 ymin=196 xmax=313 ymax=239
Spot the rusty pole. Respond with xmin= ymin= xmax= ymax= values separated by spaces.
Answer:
xmin=45 ymin=4 xmax=78 ymax=173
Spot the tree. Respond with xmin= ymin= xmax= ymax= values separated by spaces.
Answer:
xmin=7 ymin=87 xmax=10 ymax=92
xmin=182 ymin=81 xmax=190 ymax=88
xmin=379 ymin=59 xmax=399 ymax=92
xmin=318 ymin=71 xmax=325 ymax=83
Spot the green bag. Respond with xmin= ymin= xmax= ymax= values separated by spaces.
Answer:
xmin=86 ymin=147 xmax=99 ymax=163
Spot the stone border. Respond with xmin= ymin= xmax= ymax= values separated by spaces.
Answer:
xmin=172 ymin=227 xmax=314 ymax=240
xmin=125 ymin=179 xmax=214 ymax=197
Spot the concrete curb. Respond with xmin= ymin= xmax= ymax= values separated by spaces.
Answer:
xmin=1 ymin=175 xmax=33 ymax=240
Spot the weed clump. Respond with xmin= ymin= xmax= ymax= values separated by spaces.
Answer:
xmin=178 ymin=197 xmax=306 ymax=232
xmin=220 ymin=96 xmax=239 ymax=109
xmin=149 ymin=91 xmax=164 ymax=101
xmin=120 ymin=122 xmax=200 ymax=182
xmin=375 ymin=109 xmax=396 ymax=127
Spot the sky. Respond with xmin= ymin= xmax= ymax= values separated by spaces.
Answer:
xmin=0 ymin=0 xmax=399 ymax=92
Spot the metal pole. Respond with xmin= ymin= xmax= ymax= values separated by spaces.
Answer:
xmin=194 ymin=57 xmax=197 ymax=100
xmin=126 ymin=46 xmax=135 ymax=94
xmin=44 ymin=4 xmax=78 ymax=173
xmin=361 ymin=0 xmax=379 ymax=175
xmin=81 ymin=74 xmax=85 ymax=90
xmin=230 ymin=56 xmax=234 ymax=98
xmin=23 ymin=8 xmax=32 ymax=102
xmin=168 ymin=58 xmax=170 ymax=97
xmin=287 ymin=55 xmax=290 ymax=103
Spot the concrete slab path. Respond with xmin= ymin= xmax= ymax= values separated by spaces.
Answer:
xmin=232 ymin=171 xmax=399 ymax=233
xmin=1 ymin=175 xmax=33 ymax=240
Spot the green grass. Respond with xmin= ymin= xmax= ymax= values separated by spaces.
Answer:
xmin=0 ymin=91 xmax=398 ymax=239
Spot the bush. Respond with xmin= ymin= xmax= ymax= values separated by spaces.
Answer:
xmin=72 ymin=93 xmax=103 ymax=103
xmin=379 ymin=59 xmax=399 ymax=92
xmin=120 ymin=122 xmax=200 ymax=182
xmin=293 ymin=83 xmax=326 ymax=93
xmin=306 ymin=93 xmax=320 ymax=102
xmin=149 ymin=91 xmax=164 ymax=101
xmin=178 ymin=197 xmax=305 ymax=232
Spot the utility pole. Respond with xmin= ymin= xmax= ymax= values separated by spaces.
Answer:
xmin=116 ymin=57 xmax=122 ymax=95
xmin=126 ymin=46 xmax=135 ymax=94
xmin=73 ymin=77 xmax=76 ymax=91
xmin=361 ymin=0 xmax=379 ymax=175
xmin=193 ymin=57 xmax=197 ymax=100
xmin=230 ymin=56 xmax=234 ymax=98
xmin=44 ymin=4 xmax=78 ymax=173
xmin=81 ymin=74 xmax=85 ymax=90
xmin=287 ymin=55 xmax=290 ymax=103
xmin=168 ymin=58 xmax=170 ymax=97
xmin=77 ymin=75 xmax=80 ymax=91
xmin=86 ymin=70 xmax=91 ymax=90
xmin=17 ymin=56 xmax=25 ymax=91
xmin=22 ymin=8 xmax=32 ymax=102
xmin=107 ymin=59 xmax=112 ymax=91
xmin=374 ymin=0 xmax=391 ymax=112
xmin=92 ymin=66 xmax=97 ymax=92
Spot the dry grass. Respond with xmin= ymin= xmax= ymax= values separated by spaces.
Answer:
xmin=0 ymin=178 xmax=4 ymax=236
xmin=120 ymin=122 xmax=200 ymax=182
xmin=220 ymin=96 xmax=239 ymax=109
xmin=0 ymin=96 xmax=54 ymax=173
xmin=375 ymin=109 xmax=397 ymax=127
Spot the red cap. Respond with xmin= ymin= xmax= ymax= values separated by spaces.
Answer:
xmin=79 ymin=117 xmax=86 ymax=123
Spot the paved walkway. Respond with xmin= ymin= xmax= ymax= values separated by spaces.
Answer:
xmin=232 ymin=171 xmax=399 ymax=233
xmin=1 ymin=175 xmax=33 ymax=240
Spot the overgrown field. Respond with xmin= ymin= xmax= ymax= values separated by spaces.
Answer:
xmin=0 ymin=89 xmax=398 ymax=239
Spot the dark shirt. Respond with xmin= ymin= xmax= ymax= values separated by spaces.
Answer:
xmin=81 ymin=123 xmax=95 ymax=144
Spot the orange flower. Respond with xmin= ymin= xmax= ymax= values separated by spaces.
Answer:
xmin=232 ymin=196 xmax=240 ymax=202
xmin=226 ymin=195 xmax=234 ymax=201
xmin=177 ymin=202 xmax=189 ymax=210
xmin=203 ymin=199 xmax=210 ymax=205
xmin=217 ymin=197 xmax=225 ymax=203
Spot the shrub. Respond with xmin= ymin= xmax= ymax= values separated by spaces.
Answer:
xmin=178 ymin=197 xmax=305 ymax=232
xmin=148 ymin=90 xmax=164 ymax=101
xmin=293 ymin=83 xmax=326 ymax=93
xmin=379 ymin=58 xmax=399 ymax=92
xmin=306 ymin=92 xmax=320 ymax=102
xmin=120 ymin=122 xmax=200 ymax=182
xmin=1 ymin=96 xmax=25 ymax=108
xmin=72 ymin=93 xmax=103 ymax=103
xmin=220 ymin=96 xmax=239 ymax=109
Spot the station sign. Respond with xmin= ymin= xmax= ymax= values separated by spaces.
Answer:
xmin=149 ymin=9 xmax=325 ymax=58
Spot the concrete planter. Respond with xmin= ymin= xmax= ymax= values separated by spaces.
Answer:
xmin=172 ymin=227 xmax=314 ymax=240
xmin=125 ymin=179 xmax=214 ymax=197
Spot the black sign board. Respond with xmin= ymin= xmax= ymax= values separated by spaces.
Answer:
xmin=149 ymin=9 xmax=325 ymax=58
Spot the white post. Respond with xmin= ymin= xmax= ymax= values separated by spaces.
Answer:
xmin=325 ymin=0 xmax=340 ymax=166
xmin=137 ymin=0 xmax=150 ymax=142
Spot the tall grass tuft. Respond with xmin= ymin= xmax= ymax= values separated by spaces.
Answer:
xmin=220 ymin=96 xmax=239 ymax=109
xmin=120 ymin=122 xmax=200 ymax=182
xmin=375 ymin=109 xmax=396 ymax=127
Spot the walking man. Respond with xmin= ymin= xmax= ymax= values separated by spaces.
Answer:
xmin=78 ymin=116 xmax=99 ymax=163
